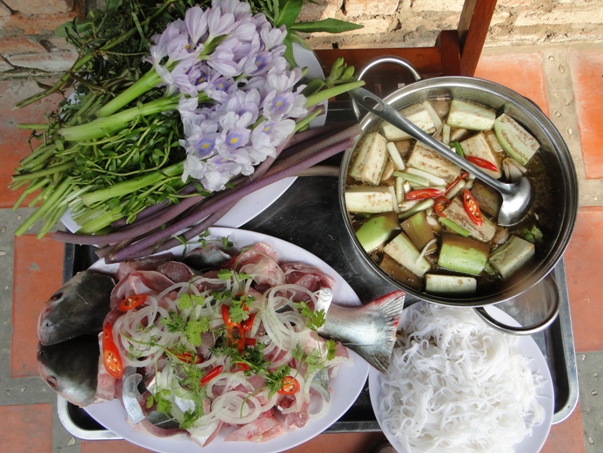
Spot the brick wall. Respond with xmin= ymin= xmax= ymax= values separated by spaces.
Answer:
xmin=301 ymin=0 xmax=603 ymax=49
xmin=0 ymin=0 xmax=83 ymax=75
xmin=0 ymin=0 xmax=602 ymax=77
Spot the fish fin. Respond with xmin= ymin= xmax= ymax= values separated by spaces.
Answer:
xmin=362 ymin=290 xmax=406 ymax=372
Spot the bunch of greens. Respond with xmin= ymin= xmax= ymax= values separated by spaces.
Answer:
xmin=11 ymin=0 xmax=363 ymax=248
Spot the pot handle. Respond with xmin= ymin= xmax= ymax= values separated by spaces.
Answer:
xmin=472 ymin=282 xmax=561 ymax=335
xmin=352 ymin=57 xmax=423 ymax=121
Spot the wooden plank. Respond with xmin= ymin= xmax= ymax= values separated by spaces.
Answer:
xmin=459 ymin=0 xmax=498 ymax=76
xmin=436 ymin=30 xmax=462 ymax=75
xmin=313 ymin=47 xmax=444 ymax=78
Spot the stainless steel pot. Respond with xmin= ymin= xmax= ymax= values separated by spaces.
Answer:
xmin=338 ymin=58 xmax=579 ymax=334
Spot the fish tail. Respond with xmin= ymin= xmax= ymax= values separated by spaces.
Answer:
xmin=364 ymin=290 xmax=405 ymax=372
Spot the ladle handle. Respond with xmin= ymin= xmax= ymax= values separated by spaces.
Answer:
xmin=350 ymin=87 xmax=513 ymax=196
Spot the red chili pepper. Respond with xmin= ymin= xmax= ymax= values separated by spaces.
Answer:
xmin=405 ymin=188 xmax=443 ymax=200
xmin=445 ymin=171 xmax=469 ymax=196
xmin=118 ymin=294 xmax=147 ymax=312
xmin=244 ymin=338 xmax=257 ymax=347
xmin=200 ymin=365 xmax=224 ymax=386
xmin=277 ymin=376 xmax=300 ymax=395
xmin=102 ymin=323 xmax=123 ymax=378
xmin=462 ymin=189 xmax=483 ymax=226
xmin=466 ymin=156 xmax=498 ymax=172
xmin=240 ymin=313 xmax=256 ymax=333
xmin=233 ymin=362 xmax=251 ymax=372
xmin=171 ymin=350 xmax=202 ymax=364
xmin=221 ymin=304 xmax=237 ymax=330
xmin=434 ymin=197 xmax=451 ymax=217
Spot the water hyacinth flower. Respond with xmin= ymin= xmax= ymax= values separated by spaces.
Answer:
xmin=146 ymin=0 xmax=309 ymax=192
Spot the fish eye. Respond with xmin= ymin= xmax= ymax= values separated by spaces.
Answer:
xmin=49 ymin=291 xmax=63 ymax=302
xmin=46 ymin=376 xmax=58 ymax=388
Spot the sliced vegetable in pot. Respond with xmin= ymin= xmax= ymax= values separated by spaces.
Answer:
xmin=344 ymin=95 xmax=551 ymax=296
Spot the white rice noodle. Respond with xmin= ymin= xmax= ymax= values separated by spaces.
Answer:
xmin=380 ymin=304 xmax=545 ymax=453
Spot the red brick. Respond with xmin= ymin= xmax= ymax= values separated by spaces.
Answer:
xmin=0 ymin=404 xmax=53 ymax=451
xmin=81 ymin=439 xmax=163 ymax=453
xmin=4 ymin=0 xmax=75 ymax=15
xmin=475 ymin=52 xmax=550 ymax=116
xmin=563 ymin=206 xmax=603 ymax=352
xmin=542 ymin=403 xmax=586 ymax=453
xmin=569 ymin=50 xmax=603 ymax=180
xmin=0 ymin=10 xmax=82 ymax=35
xmin=0 ymin=79 xmax=62 ymax=208
xmin=0 ymin=36 xmax=47 ymax=54
xmin=12 ymin=234 xmax=64 ymax=378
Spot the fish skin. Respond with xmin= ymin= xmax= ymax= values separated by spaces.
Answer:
xmin=37 ymin=336 xmax=100 ymax=407
xmin=318 ymin=290 xmax=405 ymax=373
xmin=38 ymin=270 xmax=115 ymax=346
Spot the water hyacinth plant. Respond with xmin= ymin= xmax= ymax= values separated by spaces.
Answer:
xmin=11 ymin=0 xmax=364 ymax=260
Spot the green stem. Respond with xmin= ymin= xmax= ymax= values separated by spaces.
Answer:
xmin=19 ymin=144 xmax=57 ymax=168
xmin=304 ymin=80 xmax=365 ymax=108
xmin=95 ymin=67 xmax=164 ymax=118
xmin=294 ymin=109 xmax=321 ymax=133
xmin=15 ymin=178 xmax=73 ymax=236
xmin=38 ymin=203 xmax=68 ymax=239
xmin=17 ymin=124 xmax=49 ymax=130
xmin=79 ymin=161 xmax=184 ymax=206
xmin=12 ymin=179 xmax=49 ymax=210
xmin=76 ymin=205 xmax=126 ymax=234
xmin=21 ymin=147 xmax=61 ymax=172
xmin=11 ymin=162 xmax=75 ymax=183
xmin=58 ymin=96 xmax=180 ymax=142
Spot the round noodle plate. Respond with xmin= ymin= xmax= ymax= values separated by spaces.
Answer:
xmin=60 ymin=44 xmax=325 ymax=233
xmin=85 ymin=227 xmax=370 ymax=453
xmin=368 ymin=306 xmax=555 ymax=453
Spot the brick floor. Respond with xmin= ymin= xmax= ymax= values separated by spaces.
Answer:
xmin=1 ymin=43 xmax=602 ymax=453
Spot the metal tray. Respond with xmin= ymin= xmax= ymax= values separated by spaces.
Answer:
xmin=57 ymin=171 xmax=578 ymax=439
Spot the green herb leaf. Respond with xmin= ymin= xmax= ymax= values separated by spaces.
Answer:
xmin=290 ymin=18 xmax=364 ymax=34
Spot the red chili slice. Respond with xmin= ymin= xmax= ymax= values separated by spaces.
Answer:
xmin=233 ymin=362 xmax=251 ymax=372
xmin=171 ymin=350 xmax=202 ymax=364
xmin=277 ymin=376 xmax=300 ymax=395
xmin=240 ymin=313 xmax=256 ymax=333
xmin=462 ymin=189 xmax=483 ymax=226
xmin=445 ymin=171 xmax=469 ymax=196
xmin=405 ymin=188 xmax=443 ymax=200
xmin=434 ymin=197 xmax=451 ymax=217
xmin=221 ymin=304 xmax=237 ymax=330
xmin=118 ymin=294 xmax=147 ymax=312
xmin=200 ymin=365 xmax=224 ymax=386
xmin=466 ymin=156 xmax=498 ymax=172
xmin=102 ymin=323 xmax=123 ymax=378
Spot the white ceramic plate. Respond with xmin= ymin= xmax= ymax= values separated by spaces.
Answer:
xmin=61 ymin=44 xmax=326 ymax=232
xmin=369 ymin=306 xmax=555 ymax=453
xmin=85 ymin=227 xmax=370 ymax=453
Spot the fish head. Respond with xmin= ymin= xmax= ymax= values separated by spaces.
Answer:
xmin=37 ymin=271 xmax=114 ymax=346
xmin=36 ymin=337 xmax=100 ymax=407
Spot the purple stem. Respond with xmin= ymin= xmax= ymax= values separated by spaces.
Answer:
xmin=106 ymin=124 xmax=359 ymax=262
xmin=52 ymin=123 xmax=350 ymax=246
xmin=109 ymin=183 xmax=199 ymax=229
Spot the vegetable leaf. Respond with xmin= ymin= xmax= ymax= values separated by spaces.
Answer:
xmin=290 ymin=19 xmax=364 ymax=33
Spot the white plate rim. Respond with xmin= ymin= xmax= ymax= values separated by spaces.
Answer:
xmin=368 ymin=305 xmax=555 ymax=453
xmin=84 ymin=227 xmax=370 ymax=453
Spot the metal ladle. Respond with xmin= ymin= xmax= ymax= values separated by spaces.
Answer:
xmin=350 ymin=87 xmax=533 ymax=227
